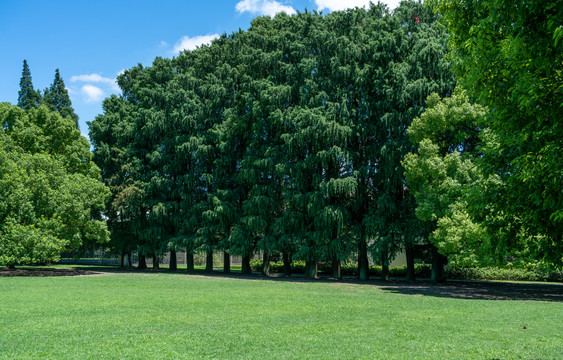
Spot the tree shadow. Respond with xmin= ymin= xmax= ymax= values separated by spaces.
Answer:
xmin=173 ymin=271 xmax=563 ymax=302
xmin=376 ymin=280 xmax=563 ymax=302
xmin=0 ymin=267 xmax=106 ymax=277
xmin=2 ymin=266 xmax=561 ymax=302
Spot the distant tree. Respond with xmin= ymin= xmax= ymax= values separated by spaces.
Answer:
xmin=17 ymin=60 xmax=42 ymax=110
xmin=43 ymin=69 xmax=79 ymax=128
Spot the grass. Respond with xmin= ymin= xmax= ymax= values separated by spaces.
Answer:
xmin=1 ymin=270 xmax=562 ymax=359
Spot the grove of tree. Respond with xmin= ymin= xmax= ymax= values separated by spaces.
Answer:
xmin=90 ymin=1 xmax=457 ymax=279
xmin=5 ymin=1 xmax=560 ymax=277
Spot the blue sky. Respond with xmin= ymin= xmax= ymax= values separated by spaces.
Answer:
xmin=0 ymin=0 xmax=402 ymax=138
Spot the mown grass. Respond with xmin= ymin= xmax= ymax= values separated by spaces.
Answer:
xmin=1 ymin=271 xmax=561 ymax=359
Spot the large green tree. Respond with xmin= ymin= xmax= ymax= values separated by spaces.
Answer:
xmin=429 ymin=0 xmax=563 ymax=269
xmin=0 ymin=104 xmax=110 ymax=268
xmin=403 ymin=90 xmax=495 ymax=268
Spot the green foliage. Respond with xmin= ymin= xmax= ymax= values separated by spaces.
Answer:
xmin=404 ymin=90 xmax=520 ymax=267
xmin=249 ymin=259 xmax=434 ymax=278
xmin=91 ymin=2 xmax=453 ymax=275
xmin=249 ymin=258 xmax=560 ymax=282
xmin=428 ymin=0 xmax=563 ymax=269
xmin=446 ymin=267 xmax=563 ymax=283
xmin=0 ymin=104 xmax=110 ymax=267
xmin=17 ymin=60 xmax=42 ymax=111
xmin=43 ymin=69 xmax=79 ymax=128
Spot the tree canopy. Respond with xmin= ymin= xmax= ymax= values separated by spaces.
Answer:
xmin=90 ymin=1 xmax=456 ymax=277
xmin=43 ymin=69 xmax=79 ymax=128
xmin=0 ymin=104 xmax=110 ymax=267
xmin=426 ymin=0 xmax=563 ymax=269
xmin=17 ymin=60 xmax=42 ymax=111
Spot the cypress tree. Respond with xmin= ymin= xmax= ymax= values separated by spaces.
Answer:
xmin=17 ymin=60 xmax=42 ymax=110
xmin=44 ymin=69 xmax=79 ymax=128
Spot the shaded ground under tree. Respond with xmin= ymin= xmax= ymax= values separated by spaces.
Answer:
xmin=1 ymin=266 xmax=561 ymax=302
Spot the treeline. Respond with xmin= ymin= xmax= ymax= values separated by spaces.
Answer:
xmin=90 ymin=2 xmax=455 ymax=280
xmin=90 ymin=0 xmax=562 ymax=279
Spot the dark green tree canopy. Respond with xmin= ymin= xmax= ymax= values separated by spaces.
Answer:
xmin=90 ymin=1 xmax=458 ymax=277
xmin=43 ymin=69 xmax=79 ymax=128
xmin=17 ymin=60 xmax=42 ymax=111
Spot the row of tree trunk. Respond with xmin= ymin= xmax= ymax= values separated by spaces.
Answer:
xmin=119 ymin=247 xmax=447 ymax=282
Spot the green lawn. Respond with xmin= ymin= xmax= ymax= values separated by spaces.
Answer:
xmin=1 ymin=271 xmax=561 ymax=359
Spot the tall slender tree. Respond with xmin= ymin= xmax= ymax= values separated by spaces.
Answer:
xmin=17 ymin=60 xmax=42 ymax=110
xmin=43 ymin=69 xmax=79 ymax=128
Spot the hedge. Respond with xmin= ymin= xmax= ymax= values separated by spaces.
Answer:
xmin=249 ymin=260 xmax=562 ymax=282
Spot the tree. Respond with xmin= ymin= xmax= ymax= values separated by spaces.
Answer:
xmin=428 ymin=0 xmax=563 ymax=269
xmin=43 ymin=69 xmax=79 ymax=128
xmin=17 ymin=60 xmax=42 ymax=111
xmin=0 ymin=104 xmax=110 ymax=268
xmin=404 ymin=90 xmax=493 ymax=270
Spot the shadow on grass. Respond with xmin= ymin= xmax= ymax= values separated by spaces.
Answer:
xmin=375 ymin=280 xmax=563 ymax=302
xmin=2 ymin=266 xmax=562 ymax=302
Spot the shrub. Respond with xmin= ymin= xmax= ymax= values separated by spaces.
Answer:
xmin=445 ymin=267 xmax=563 ymax=282
xmin=249 ymin=259 xmax=562 ymax=282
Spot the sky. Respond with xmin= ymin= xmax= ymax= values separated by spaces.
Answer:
xmin=0 ymin=0 xmax=402 ymax=139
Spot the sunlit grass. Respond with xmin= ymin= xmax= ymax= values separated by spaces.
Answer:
xmin=0 ymin=272 xmax=561 ymax=359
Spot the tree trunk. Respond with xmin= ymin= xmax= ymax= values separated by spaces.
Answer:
xmin=431 ymin=245 xmax=447 ymax=282
xmin=205 ymin=249 xmax=213 ymax=273
xmin=138 ymin=255 xmax=147 ymax=270
xmin=305 ymin=259 xmax=317 ymax=279
xmin=241 ymin=254 xmax=252 ymax=275
xmin=120 ymin=253 xmax=125 ymax=269
xmin=358 ymin=228 xmax=369 ymax=280
xmin=127 ymin=253 xmax=132 ymax=269
xmin=381 ymin=252 xmax=389 ymax=281
xmin=223 ymin=251 xmax=230 ymax=273
xmin=282 ymin=251 xmax=292 ymax=277
xmin=332 ymin=256 xmax=341 ymax=280
xmin=169 ymin=250 xmax=177 ymax=271
xmin=262 ymin=250 xmax=271 ymax=276
xmin=152 ymin=255 xmax=159 ymax=270
xmin=186 ymin=252 xmax=194 ymax=272
xmin=405 ymin=242 xmax=416 ymax=282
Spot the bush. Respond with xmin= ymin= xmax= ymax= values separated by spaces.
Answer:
xmin=249 ymin=259 xmax=562 ymax=282
xmin=445 ymin=267 xmax=563 ymax=282
xmin=250 ymin=260 xmax=433 ymax=278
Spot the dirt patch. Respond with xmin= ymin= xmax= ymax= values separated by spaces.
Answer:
xmin=0 ymin=267 xmax=105 ymax=277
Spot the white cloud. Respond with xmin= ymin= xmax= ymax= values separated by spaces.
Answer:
xmin=81 ymin=85 xmax=105 ymax=103
xmin=315 ymin=0 xmax=401 ymax=12
xmin=236 ymin=0 xmax=296 ymax=17
xmin=71 ymin=73 xmax=120 ymax=92
xmin=173 ymin=34 xmax=220 ymax=54
xmin=71 ymin=73 xmax=113 ymax=84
